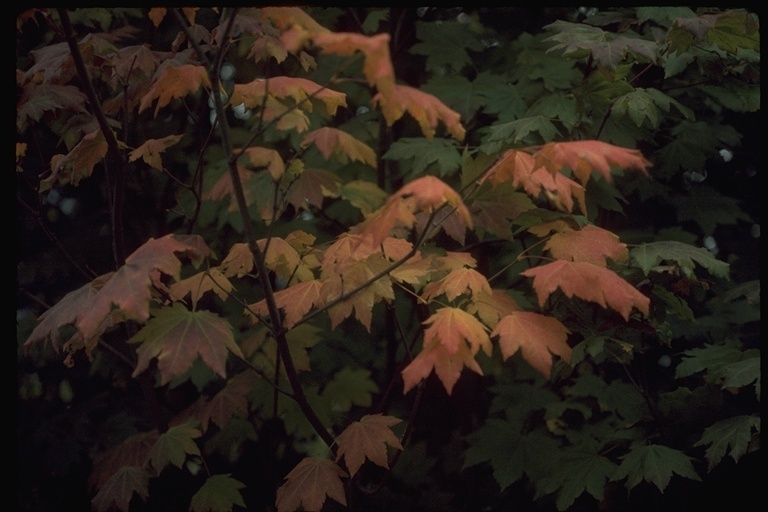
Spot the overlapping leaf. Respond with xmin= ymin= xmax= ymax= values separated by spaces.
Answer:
xmin=532 ymin=223 xmax=629 ymax=266
xmin=45 ymin=129 xmax=108 ymax=191
xmin=189 ymin=474 xmax=246 ymax=512
xmin=128 ymin=134 xmax=184 ymax=171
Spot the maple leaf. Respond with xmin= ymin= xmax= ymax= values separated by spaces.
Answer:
xmin=130 ymin=303 xmax=243 ymax=385
xmin=76 ymin=234 xmax=210 ymax=341
xmin=139 ymin=64 xmax=211 ymax=118
xmin=421 ymin=267 xmax=492 ymax=302
xmin=300 ymin=127 xmax=377 ymax=167
xmin=311 ymin=31 xmax=395 ymax=95
xmin=91 ymin=466 xmax=150 ymax=512
xmin=630 ymin=240 xmax=730 ymax=279
xmin=533 ymin=140 xmax=652 ymax=186
xmin=45 ymin=129 xmax=108 ymax=191
xmin=248 ymin=279 xmax=323 ymax=329
xmin=359 ymin=175 xmax=472 ymax=247
xmin=373 ymin=84 xmax=466 ymax=141
xmin=491 ymin=311 xmax=572 ymax=378
xmin=284 ymin=167 xmax=341 ymax=212
xmin=275 ymin=457 xmax=348 ymax=512
xmin=89 ymin=430 xmax=158 ymax=490
xmin=238 ymin=146 xmax=285 ymax=181
xmin=694 ymin=415 xmax=760 ymax=471
xmin=471 ymin=181 xmax=537 ymax=239
xmin=466 ymin=289 xmax=521 ymax=328
xmin=322 ymin=367 xmax=380 ymax=411
xmin=479 ymin=149 xmax=587 ymax=215
xmin=148 ymin=421 xmax=202 ymax=472
xmin=613 ymin=444 xmax=701 ymax=492
xmin=196 ymin=370 xmax=260 ymax=431
xmin=170 ymin=268 xmax=233 ymax=308
xmin=230 ymin=76 xmax=347 ymax=118
xmin=402 ymin=307 xmax=491 ymax=394
xmin=189 ymin=474 xmax=246 ymax=512
xmin=128 ymin=134 xmax=184 ymax=171
xmin=17 ymin=83 xmax=88 ymax=132
xmin=536 ymin=446 xmax=618 ymax=511
xmin=218 ymin=243 xmax=254 ymax=278
xmin=25 ymin=272 xmax=113 ymax=352
xmin=521 ymin=260 xmax=650 ymax=321
xmin=533 ymin=223 xmax=629 ymax=266
xmin=336 ymin=414 xmax=403 ymax=477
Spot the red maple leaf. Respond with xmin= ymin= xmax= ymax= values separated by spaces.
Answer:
xmin=491 ymin=311 xmax=572 ymax=378
xmin=521 ymin=260 xmax=650 ymax=320
xmin=248 ymin=279 xmax=323 ymax=329
xmin=275 ymin=457 xmax=347 ymax=512
xmin=336 ymin=414 xmax=403 ymax=477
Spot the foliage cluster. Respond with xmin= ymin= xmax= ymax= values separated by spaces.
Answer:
xmin=17 ymin=7 xmax=759 ymax=512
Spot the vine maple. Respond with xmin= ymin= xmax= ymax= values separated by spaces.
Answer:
xmin=17 ymin=6 xmax=759 ymax=512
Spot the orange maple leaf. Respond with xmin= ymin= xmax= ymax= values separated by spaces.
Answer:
xmin=45 ymin=129 xmax=108 ymax=191
xmin=275 ymin=457 xmax=347 ymax=512
xmin=300 ymin=127 xmax=377 ymax=167
xmin=466 ymin=289 xmax=521 ymax=328
xmin=230 ymin=76 xmax=347 ymax=118
xmin=128 ymin=134 xmax=184 ymax=171
xmin=248 ymin=279 xmax=323 ymax=329
xmin=532 ymin=223 xmax=629 ymax=266
xmin=533 ymin=140 xmax=652 ymax=185
xmin=359 ymin=176 xmax=472 ymax=247
xmin=312 ymin=32 xmax=395 ymax=95
xmin=218 ymin=243 xmax=254 ymax=278
xmin=421 ymin=267 xmax=492 ymax=302
xmin=238 ymin=146 xmax=285 ymax=181
xmin=521 ymin=260 xmax=650 ymax=320
xmin=478 ymin=148 xmax=587 ymax=214
xmin=491 ymin=311 xmax=572 ymax=378
xmin=402 ymin=307 xmax=491 ymax=394
xmin=373 ymin=84 xmax=465 ymax=141
xmin=336 ymin=414 xmax=403 ymax=477
xmin=138 ymin=64 xmax=211 ymax=118
xmin=169 ymin=268 xmax=233 ymax=308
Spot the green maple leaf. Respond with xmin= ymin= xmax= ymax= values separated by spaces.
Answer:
xmin=382 ymin=137 xmax=461 ymax=179
xmin=613 ymin=444 xmax=701 ymax=492
xmin=695 ymin=415 xmax=760 ymax=471
xmin=149 ymin=421 xmax=202 ymax=471
xmin=189 ymin=474 xmax=246 ymax=512
xmin=612 ymin=88 xmax=694 ymax=128
xmin=410 ymin=20 xmax=484 ymax=72
xmin=536 ymin=446 xmax=618 ymax=511
xmin=463 ymin=419 xmax=559 ymax=490
xmin=129 ymin=303 xmax=242 ymax=385
xmin=474 ymin=71 xmax=528 ymax=122
xmin=322 ymin=367 xmax=380 ymax=411
xmin=423 ymin=75 xmax=485 ymax=121
xmin=480 ymin=116 xmax=559 ymax=154
xmin=721 ymin=354 xmax=760 ymax=399
xmin=675 ymin=186 xmax=752 ymax=235
xmin=675 ymin=341 xmax=744 ymax=380
xmin=471 ymin=182 xmax=536 ymax=239
xmin=707 ymin=11 xmax=760 ymax=54
xmin=630 ymin=240 xmax=730 ymax=279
